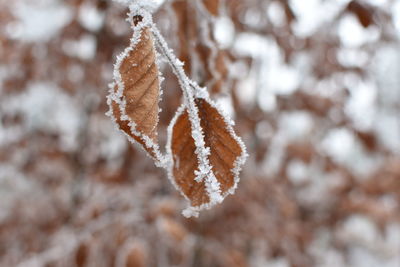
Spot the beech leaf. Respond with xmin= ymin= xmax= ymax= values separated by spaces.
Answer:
xmin=168 ymin=97 xmax=247 ymax=217
xmin=107 ymin=22 xmax=163 ymax=163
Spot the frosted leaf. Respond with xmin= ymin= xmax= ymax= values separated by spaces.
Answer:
xmin=166 ymin=97 xmax=247 ymax=217
xmin=106 ymin=12 xmax=164 ymax=164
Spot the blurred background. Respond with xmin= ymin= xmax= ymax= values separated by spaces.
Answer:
xmin=1 ymin=0 xmax=400 ymax=266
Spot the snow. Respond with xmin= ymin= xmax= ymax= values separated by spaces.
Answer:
xmin=62 ymin=34 xmax=97 ymax=61
xmin=7 ymin=1 xmax=72 ymax=42
xmin=338 ymin=14 xmax=380 ymax=47
xmin=78 ymin=3 xmax=105 ymax=32
xmin=337 ymin=48 xmax=369 ymax=68
xmin=267 ymin=2 xmax=286 ymax=27
xmin=1 ymin=82 xmax=81 ymax=151
xmin=290 ymin=0 xmax=351 ymax=37
xmin=344 ymin=80 xmax=377 ymax=131
xmin=257 ymin=91 xmax=277 ymax=112
xmin=113 ymin=0 xmax=164 ymax=13
xmin=341 ymin=215 xmax=379 ymax=245
xmin=213 ymin=17 xmax=235 ymax=48
xmin=336 ymin=215 xmax=400 ymax=267
xmin=233 ymin=33 xmax=301 ymax=109
xmin=375 ymin=111 xmax=400 ymax=152
xmin=215 ymin=95 xmax=234 ymax=118
xmin=234 ymin=63 xmax=257 ymax=107
xmin=287 ymin=159 xmax=310 ymax=184
xmin=320 ymin=128 xmax=382 ymax=177
xmin=278 ymin=112 xmax=314 ymax=141
xmin=393 ymin=2 xmax=400 ymax=35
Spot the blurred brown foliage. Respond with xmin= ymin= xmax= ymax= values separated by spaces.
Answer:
xmin=0 ymin=0 xmax=399 ymax=266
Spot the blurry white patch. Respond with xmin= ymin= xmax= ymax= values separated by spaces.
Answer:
xmin=235 ymin=33 xmax=300 ymax=101
xmin=0 ymin=166 xmax=35 ymax=222
xmin=255 ymin=121 xmax=273 ymax=140
xmin=262 ymin=112 xmax=313 ymax=177
xmin=100 ymin=120 xmax=127 ymax=160
xmin=4 ymin=83 xmax=81 ymax=151
xmin=113 ymin=0 xmax=165 ymax=10
xmin=349 ymin=246 xmax=399 ymax=267
xmin=364 ymin=0 xmax=389 ymax=6
xmin=287 ymin=159 xmax=309 ymax=184
xmin=375 ymin=112 xmax=400 ymax=153
xmin=215 ymin=95 xmax=234 ymax=118
xmin=261 ymin=134 xmax=285 ymax=177
xmin=78 ymin=3 xmax=105 ymax=32
xmin=309 ymin=229 xmax=346 ymax=267
xmin=379 ymin=195 xmax=398 ymax=214
xmin=320 ymin=128 xmax=381 ymax=177
xmin=234 ymin=33 xmax=270 ymax=58
xmin=393 ymin=2 xmax=400 ymax=34
xmin=339 ymin=215 xmax=378 ymax=245
xmin=321 ymin=128 xmax=356 ymax=161
xmin=313 ymin=74 xmax=344 ymax=99
xmin=258 ymin=91 xmax=276 ymax=112
xmin=235 ymin=64 xmax=257 ymax=107
xmin=267 ymin=1 xmax=286 ymax=27
xmin=7 ymin=2 xmax=72 ymax=42
xmin=243 ymin=8 xmax=263 ymax=28
xmin=267 ymin=65 xmax=300 ymax=95
xmin=338 ymin=214 xmax=399 ymax=267
xmin=214 ymin=17 xmax=235 ymax=48
xmin=338 ymin=14 xmax=379 ymax=47
xmin=342 ymin=72 xmax=361 ymax=89
xmin=292 ymin=51 xmax=313 ymax=77
xmin=290 ymin=0 xmax=350 ymax=37
xmin=279 ymin=111 xmax=314 ymax=141
xmin=337 ymin=48 xmax=369 ymax=68
xmin=385 ymin=223 xmax=400 ymax=254
xmin=345 ymin=80 xmax=376 ymax=130
xmin=297 ymin=169 xmax=343 ymax=207
xmin=373 ymin=45 xmax=400 ymax=107
xmin=230 ymin=61 xmax=249 ymax=79
xmin=267 ymin=258 xmax=290 ymax=267
xmin=290 ymin=0 xmax=320 ymax=36
xmin=67 ymin=64 xmax=85 ymax=83
xmin=0 ymin=66 xmax=14 ymax=92
xmin=152 ymin=0 xmax=166 ymax=6
xmin=62 ymin=34 xmax=97 ymax=61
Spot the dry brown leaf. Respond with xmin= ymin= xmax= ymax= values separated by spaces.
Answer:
xmin=203 ymin=0 xmax=220 ymax=16
xmin=75 ymin=242 xmax=88 ymax=267
xmin=117 ymin=240 xmax=148 ymax=267
xmin=108 ymin=23 xmax=162 ymax=161
xmin=347 ymin=1 xmax=374 ymax=28
xmin=118 ymin=27 xmax=159 ymax=141
xmin=169 ymin=98 xmax=245 ymax=211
